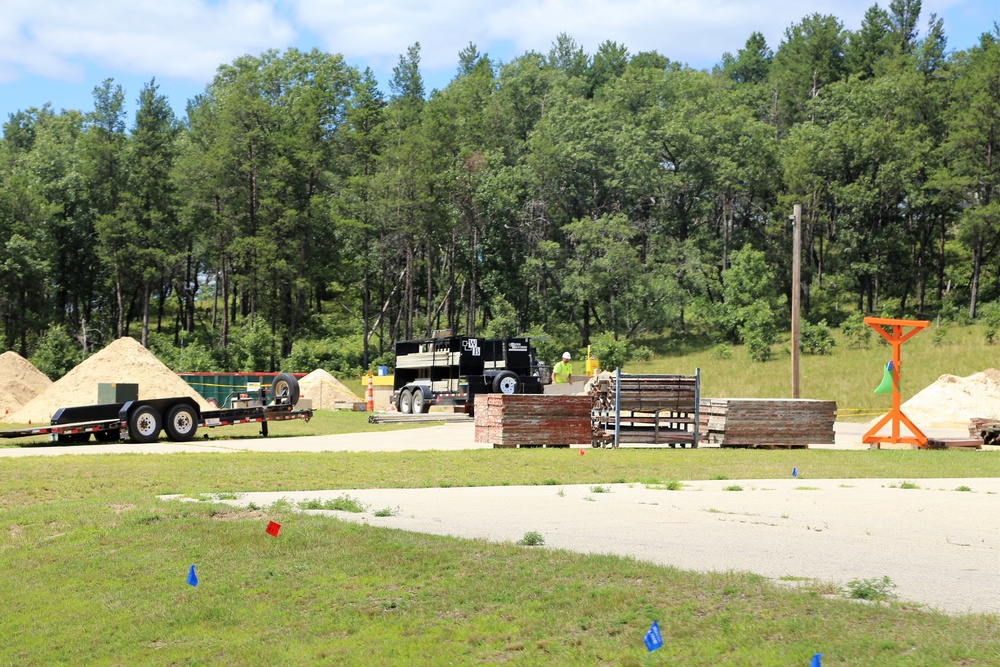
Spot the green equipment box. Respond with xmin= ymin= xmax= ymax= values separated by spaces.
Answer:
xmin=97 ymin=383 xmax=139 ymax=404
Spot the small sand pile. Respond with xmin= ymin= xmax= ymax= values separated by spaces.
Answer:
xmin=299 ymin=369 xmax=364 ymax=409
xmin=872 ymin=369 xmax=1000 ymax=429
xmin=0 ymin=351 xmax=52 ymax=415
xmin=3 ymin=337 xmax=210 ymax=424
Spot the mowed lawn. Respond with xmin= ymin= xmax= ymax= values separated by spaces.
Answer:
xmin=3 ymin=447 xmax=999 ymax=666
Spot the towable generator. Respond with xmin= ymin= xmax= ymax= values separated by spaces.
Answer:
xmin=0 ymin=373 xmax=311 ymax=444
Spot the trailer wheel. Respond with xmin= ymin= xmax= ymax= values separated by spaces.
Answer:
xmin=411 ymin=389 xmax=428 ymax=413
xmin=398 ymin=389 xmax=413 ymax=414
xmin=128 ymin=405 xmax=162 ymax=443
xmin=493 ymin=371 xmax=521 ymax=395
xmin=165 ymin=404 xmax=199 ymax=442
xmin=271 ymin=373 xmax=300 ymax=407
xmin=94 ymin=429 xmax=119 ymax=442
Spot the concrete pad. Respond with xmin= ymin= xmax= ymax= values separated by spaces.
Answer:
xmin=191 ymin=477 xmax=1000 ymax=616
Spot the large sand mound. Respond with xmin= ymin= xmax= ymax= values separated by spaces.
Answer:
xmin=3 ymin=337 xmax=210 ymax=424
xmin=0 ymin=351 xmax=52 ymax=415
xmin=871 ymin=369 xmax=1000 ymax=429
xmin=299 ymin=369 xmax=364 ymax=409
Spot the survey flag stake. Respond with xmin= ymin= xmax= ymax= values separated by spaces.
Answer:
xmin=792 ymin=467 xmax=797 ymax=478
xmin=810 ymin=654 xmax=821 ymax=667
xmin=643 ymin=620 xmax=663 ymax=652
xmin=187 ymin=564 xmax=198 ymax=587
xmin=266 ymin=521 xmax=281 ymax=537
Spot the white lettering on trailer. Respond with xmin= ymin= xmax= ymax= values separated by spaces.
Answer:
xmin=463 ymin=338 xmax=481 ymax=356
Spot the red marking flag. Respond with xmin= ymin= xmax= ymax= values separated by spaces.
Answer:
xmin=265 ymin=521 xmax=281 ymax=537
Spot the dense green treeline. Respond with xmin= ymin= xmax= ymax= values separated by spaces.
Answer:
xmin=1 ymin=1 xmax=999 ymax=377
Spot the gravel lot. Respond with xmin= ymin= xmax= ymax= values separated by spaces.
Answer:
xmin=173 ymin=475 xmax=1000 ymax=616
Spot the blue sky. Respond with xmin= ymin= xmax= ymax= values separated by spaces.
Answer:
xmin=0 ymin=0 xmax=995 ymax=127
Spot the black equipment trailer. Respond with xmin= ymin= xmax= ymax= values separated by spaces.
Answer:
xmin=391 ymin=335 xmax=545 ymax=414
xmin=0 ymin=373 xmax=312 ymax=444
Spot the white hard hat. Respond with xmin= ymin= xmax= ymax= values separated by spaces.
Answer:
xmin=562 ymin=351 xmax=571 ymax=359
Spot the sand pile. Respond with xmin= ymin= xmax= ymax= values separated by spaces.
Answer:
xmin=299 ymin=369 xmax=364 ymax=409
xmin=3 ymin=337 xmax=210 ymax=424
xmin=872 ymin=369 xmax=1000 ymax=429
xmin=0 ymin=351 xmax=52 ymax=415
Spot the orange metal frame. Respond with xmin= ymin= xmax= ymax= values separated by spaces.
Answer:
xmin=862 ymin=317 xmax=929 ymax=448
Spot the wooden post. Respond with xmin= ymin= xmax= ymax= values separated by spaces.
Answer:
xmin=791 ymin=204 xmax=801 ymax=399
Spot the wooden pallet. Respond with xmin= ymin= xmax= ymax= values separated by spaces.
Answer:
xmin=591 ymin=371 xmax=700 ymax=448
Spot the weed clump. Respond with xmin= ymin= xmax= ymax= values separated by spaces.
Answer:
xmin=517 ymin=531 xmax=545 ymax=546
xmin=845 ymin=576 xmax=897 ymax=601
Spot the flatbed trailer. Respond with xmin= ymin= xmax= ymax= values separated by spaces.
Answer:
xmin=0 ymin=373 xmax=312 ymax=444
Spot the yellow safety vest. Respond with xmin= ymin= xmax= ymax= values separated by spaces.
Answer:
xmin=553 ymin=361 xmax=572 ymax=383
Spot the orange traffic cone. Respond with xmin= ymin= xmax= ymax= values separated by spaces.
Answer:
xmin=366 ymin=372 xmax=374 ymax=412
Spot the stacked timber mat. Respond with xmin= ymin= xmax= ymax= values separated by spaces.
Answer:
xmin=590 ymin=372 xmax=700 ymax=448
xmin=474 ymin=394 xmax=592 ymax=448
xmin=368 ymin=412 xmax=471 ymax=424
xmin=698 ymin=398 xmax=836 ymax=448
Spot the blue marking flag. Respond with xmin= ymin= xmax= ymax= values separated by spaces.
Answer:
xmin=792 ymin=467 xmax=798 ymax=478
xmin=643 ymin=620 xmax=663 ymax=652
xmin=811 ymin=654 xmax=821 ymax=666
xmin=187 ymin=564 xmax=198 ymax=587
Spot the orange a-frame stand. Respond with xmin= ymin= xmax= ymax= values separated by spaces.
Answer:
xmin=862 ymin=317 xmax=929 ymax=449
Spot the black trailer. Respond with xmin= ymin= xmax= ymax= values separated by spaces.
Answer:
xmin=0 ymin=373 xmax=312 ymax=444
xmin=391 ymin=335 xmax=544 ymax=414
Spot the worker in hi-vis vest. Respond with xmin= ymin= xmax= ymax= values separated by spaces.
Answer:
xmin=551 ymin=351 xmax=573 ymax=384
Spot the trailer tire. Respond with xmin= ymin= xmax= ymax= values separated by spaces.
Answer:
xmin=271 ymin=373 xmax=300 ymax=407
xmin=493 ymin=371 xmax=521 ymax=395
xmin=398 ymin=389 xmax=413 ymax=414
xmin=94 ymin=429 xmax=119 ymax=442
xmin=165 ymin=404 xmax=199 ymax=442
xmin=411 ymin=389 xmax=428 ymax=413
xmin=128 ymin=405 xmax=162 ymax=443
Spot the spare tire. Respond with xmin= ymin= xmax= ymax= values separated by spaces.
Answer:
xmin=271 ymin=373 xmax=300 ymax=407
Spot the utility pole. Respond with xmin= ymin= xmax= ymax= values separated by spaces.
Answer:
xmin=791 ymin=204 xmax=802 ymax=399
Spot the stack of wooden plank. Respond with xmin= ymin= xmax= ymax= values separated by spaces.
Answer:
xmin=591 ymin=372 xmax=700 ymax=448
xmin=698 ymin=398 xmax=836 ymax=448
xmin=474 ymin=394 xmax=592 ymax=448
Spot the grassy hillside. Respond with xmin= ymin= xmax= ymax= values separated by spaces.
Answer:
xmin=632 ymin=323 xmax=992 ymax=418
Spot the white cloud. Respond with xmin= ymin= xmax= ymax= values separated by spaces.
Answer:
xmin=293 ymin=0 xmax=876 ymax=74
xmin=0 ymin=0 xmax=991 ymax=91
xmin=0 ymin=0 xmax=297 ymax=83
